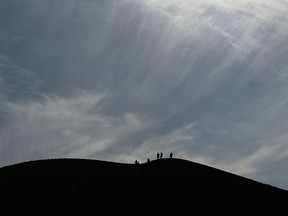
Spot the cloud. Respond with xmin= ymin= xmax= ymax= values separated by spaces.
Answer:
xmin=0 ymin=92 xmax=151 ymax=166
xmin=1 ymin=0 xmax=288 ymax=190
xmin=0 ymin=57 xmax=42 ymax=101
xmin=217 ymin=137 xmax=288 ymax=188
xmin=221 ymin=145 xmax=280 ymax=175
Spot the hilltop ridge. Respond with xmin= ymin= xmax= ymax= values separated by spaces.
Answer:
xmin=0 ymin=158 xmax=287 ymax=215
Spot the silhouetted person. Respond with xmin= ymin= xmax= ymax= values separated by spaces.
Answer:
xmin=160 ymin=152 xmax=163 ymax=159
xmin=147 ymin=158 xmax=150 ymax=163
xmin=135 ymin=160 xmax=139 ymax=164
xmin=170 ymin=152 xmax=173 ymax=158
xmin=157 ymin=152 xmax=160 ymax=159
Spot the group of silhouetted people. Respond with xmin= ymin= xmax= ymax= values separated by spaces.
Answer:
xmin=135 ymin=152 xmax=174 ymax=164
xmin=156 ymin=152 xmax=173 ymax=159
xmin=145 ymin=152 xmax=173 ymax=163
xmin=157 ymin=152 xmax=163 ymax=159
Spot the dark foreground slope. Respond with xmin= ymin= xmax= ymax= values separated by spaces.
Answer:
xmin=0 ymin=158 xmax=287 ymax=215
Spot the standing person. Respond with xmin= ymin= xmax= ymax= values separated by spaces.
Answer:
xmin=157 ymin=152 xmax=160 ymax=159
xmin=160 ymin=152 xmax=163 ymax=159
xmin=170 ymin=152 xmax=173 ymax=158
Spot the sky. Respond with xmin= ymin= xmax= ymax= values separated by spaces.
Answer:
xmin=1 ymin=0 xmax=288 ymax=189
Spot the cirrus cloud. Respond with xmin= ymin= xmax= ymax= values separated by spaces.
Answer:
xmin=1 ymin=0 xmax=288 ymax=190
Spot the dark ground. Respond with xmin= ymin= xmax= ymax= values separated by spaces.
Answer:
xmin=0 ymin=158 xmax=287 ymax=215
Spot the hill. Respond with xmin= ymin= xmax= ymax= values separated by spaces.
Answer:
xmin=0 ymin=158 xmax=287 ymax=215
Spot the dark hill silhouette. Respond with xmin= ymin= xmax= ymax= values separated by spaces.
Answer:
xmin=0 ymin=158 xmax=287 ymax=215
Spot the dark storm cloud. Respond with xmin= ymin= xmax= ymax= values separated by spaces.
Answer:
xmin=1 ymin=0 xmax=288 ymax=189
